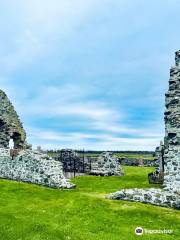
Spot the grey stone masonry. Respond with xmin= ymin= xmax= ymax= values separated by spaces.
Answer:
xmin=90 ymin=152 xmax=124 ymax=176
xmin=108 ymin=188 xmax=180 ymax=209
xmin=0 ymin=90 xmax=27 ymax=149
xmin=0 ymin=148 xmax=75 ymax=189
xmin=164 ymin=50 xmax=180 ymax=194
xmin=0 ymin=89 xmax=75 ymax=189
xmin=154 ymin=141 xmax=164 ymax=172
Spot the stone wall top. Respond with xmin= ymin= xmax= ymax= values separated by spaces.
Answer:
xmin=175 ymin=50 xmax=180 ymax=67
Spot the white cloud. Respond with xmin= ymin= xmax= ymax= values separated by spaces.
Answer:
xmin=15 ymin=83 xmax=163 ymax=150
xmin=16 ymin=84 xmax=115 ymax=115
xmin=19 ymin=82 xmax=163 ymax=151
xmin=27 ymin=126 xmax=161 ymax=151
xmin=1 ymin=0 xmax=171 ymax=150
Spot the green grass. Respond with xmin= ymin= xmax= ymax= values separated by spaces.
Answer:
xmin=0 ymin=166 xmax=179 ymax=240
xmin=47 ymin=152 xmax=154 ymax=160
xmin=115 ymin=153 xmax=154 ymax=160
xmin=79 ymin=153 xmax=154 ymax=160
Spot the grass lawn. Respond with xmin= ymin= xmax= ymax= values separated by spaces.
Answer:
xmin=48 ymin=152 xmax=154 ymax=160
xmin=0 ymin=166 xmax=179 ymax=240
xmin=115 ymin=153 xmax=154 ymax=160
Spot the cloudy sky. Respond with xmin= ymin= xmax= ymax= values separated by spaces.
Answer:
xmin=1 ymin=0 xmax=180 ymax=150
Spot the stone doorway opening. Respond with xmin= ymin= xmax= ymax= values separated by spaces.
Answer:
xmin=9 ymin=139 xmax=14 ymax=149
xmin=10 ymin=132 xmax=22 ymax=149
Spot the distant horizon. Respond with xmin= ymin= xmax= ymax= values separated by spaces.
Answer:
xmin=36 ymin=147 xmax=155 ymax=153
xmin=1 ymin=1 xmax=180 ymax=150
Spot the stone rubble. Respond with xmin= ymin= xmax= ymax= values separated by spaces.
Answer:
xmin=90 ymin=152 xmax=124 ymax=176
xmin=0 ymin=148 xmax=75 ymax=189
xmin=108 ymin=188 xmax=180 ymax=209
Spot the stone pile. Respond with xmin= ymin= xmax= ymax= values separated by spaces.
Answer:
xmin=90 ymin=152 xmax=124 ymax=176
xmin=108 ymin=51 xmax=180 ymax=209
xmin=109 ymin=188 xmax=179 ymax=209
xmin=0 ymin=148 xmax=75 ymax=188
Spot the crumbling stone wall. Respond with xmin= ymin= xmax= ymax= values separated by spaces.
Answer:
xmin=90 ymin=152 xmax=124 ymax=176
xmin=109 ymin=188 xmax=180 ymax=209
xmin=164 ymin=51 xmax=180 ymax=194
xmin=0 ymin=90 xmax=75 ymax=189
xmin=0 ymin=90 xmax=26 ymax=149
xmin=154 ymin=141 xmax=164 ymax=172
xmin=0 ymin=148 xmax=75 ymax=189
xmin=108 ymin=51 xmax=180 ymax=209
xmin=58 ymin=149 xmax=91 ymax=173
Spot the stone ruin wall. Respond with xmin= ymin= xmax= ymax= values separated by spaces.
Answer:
xmin=0 ymin=90 xmax=27 ymax=149
xmin=90 ymin=152 xmax=124 ymax=176
xmin=0 ymin=90 xmax=74 ymax=189
xmin=58 ymin=149 xmax=91 ymax=173
xmin=164 ymin=50 xmax=180 ymax=194
xmin=0 ymin=148 xmax=74 ymax=189
xmin=108 ymin=51 xmax=180 ymax=209
xmin=154 ymin=142 xmax=164 ymax=172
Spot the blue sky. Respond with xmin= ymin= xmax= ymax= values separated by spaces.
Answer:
xmin=1 ymin=0 xmax=180 ymax=150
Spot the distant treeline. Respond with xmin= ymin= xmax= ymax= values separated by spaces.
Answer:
xmin=47 ymin=150 xmax=155 ymax=155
